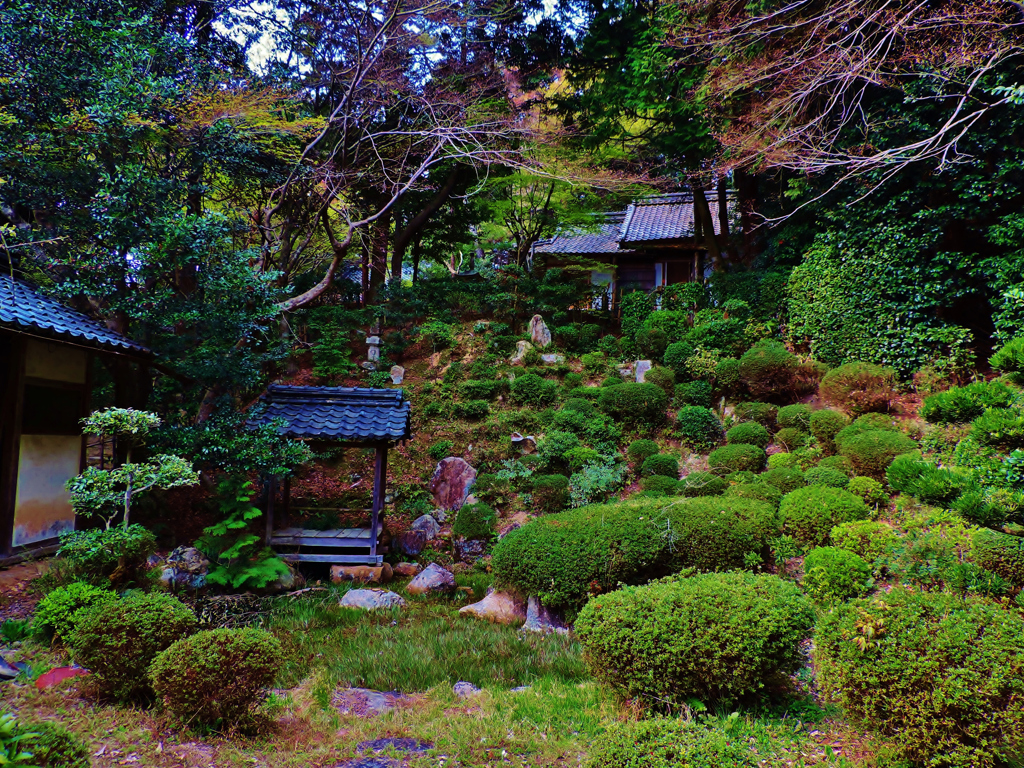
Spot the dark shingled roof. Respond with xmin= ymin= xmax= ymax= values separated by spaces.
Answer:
xmin=533 ymin=223 xmax=637 ymax=257
xmin=619 ymin=192 xmax=736 ymax=246
xmin=0 ymin=274 xmax=150 ymax=356
xmin=249 ymin=385 xmax=412 ymax=444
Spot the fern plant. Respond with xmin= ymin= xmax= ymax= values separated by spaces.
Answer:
xmin=197 ymin=477 xmax=289 ymax=590
xmin=0 ymin=712 xmax=37 ymax=767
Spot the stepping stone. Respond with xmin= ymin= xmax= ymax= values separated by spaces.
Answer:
xmin=454 ymin=681 xmax=481 ymax=698
xmin=339 ymin=589 xmax=406 ymax=611
xmin=357 ymin=738 xmax=432 ymax=755
xmin=332 ymin=688 xmax=409 ymax=717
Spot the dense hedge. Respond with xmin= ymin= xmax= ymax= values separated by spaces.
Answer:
xmin=816 ymin=588 xmax=1024 ymax=768
xmin=779 ymin=486 xmax=870 ymax=546
xmin=599 ymin=382 xmax=668 ymax=425
xmin=886 ymin=453 xmax=963 ymax=506
xmin=725 ymin=422 xmax=770 ymax=449
xmin=34 ymin=582 xmax=117 ymax=640
xmin=971 ymin=528 xmax=1024 ymax=585
xmin=640 ymin=475 xmax=679 ymax=496
xmin=576 ymin=572 xmax=814 ymax=705
xmin=708 ymin=444 xmax=766 ymax=474
xmin=666 ymin=497 xmax=779 ymax=569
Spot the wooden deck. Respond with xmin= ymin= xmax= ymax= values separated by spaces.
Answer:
xmin=270 ymin=526 xmax=383 ymax=566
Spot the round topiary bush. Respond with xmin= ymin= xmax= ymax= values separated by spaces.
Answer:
xmin=509 ymin=372 xmax=557 ymax=406
xmin=738 ymin=340 xmax=799 ymax=400
xmin=725 ymin=482 xmax=783 ymax=509
xmin=576 ymin=572 xmax=815 ymax=705
xmin=971 ymin=528 xmax=1024 ymax=585
xmin=676 ymin=406 xmax=724 ymax=451
xmin=150 ymin=628 xmax=283 ymax=726
xmin=452 ymin=501 xmax=497 ymax=540
xmin=708 ymin=444 xmax=766 ymax=475
xmin=779 ymin=486 xmax=870 ymax=546
xmin=831 ymin=519 xmax=898 ymax=562
xmin=815 ymin=588 xmax=1024 ymax=768
xmin=809 ymin=409 xmax=849 ymax=452
xmin=598 ymin=382 xmax=668 ymax=425
xmin=641 ymin=453 xmax=679 ymax=478
xmin=846 ymin=476 xmax=889 ymax=508
xmin=726 ymin=422 xmax=770 ymax=449
xmin=838 ymin=429 xmax=918 ymax=479
xmin=818 ymin=455 xmax=854 ymax=475
xmin=679 ymin=471 xmax=727 ymax=497
xmin=644 ymin=366 xmax=675 ymax=395
xmin=14 ymin=720 xmax=90 ymax=768
xmin=34 ymin=582 xmax=118 ymax=641
xmin=802 ymin=547 xmax=872 ymax=603
xmin=626 ymin=438 xmax=660 ymax=465
xmin=767 ymin=452 xmax=798 ymax=469
xmin=584 ymin=719 xmax=755 ymax=768
xmin=532 ymin=474 xmax=570 ymax=513
xmin=733 ymin=402 xmax=778 ymax=429
xmin=773 ymin=427 xmax=808 ymax=450
xmin=70 ymin=592 xmax=197 ymax=701
xmin=820 ymin=362 xmax=896 ymax=415
xmin=664 ymin=341 xmax=697 ymax=378
xmin=804 ymin=466 xmax=850 ymax=489
xmin=777 ymin=404 xmax=812 ymax=431
xmin=761 ymin=466 xmax=806 ymax=494
xmin=640 ymin=475 xmax=679 ymax=496
xmin=674 ymin=380 xmax=713 ymax=408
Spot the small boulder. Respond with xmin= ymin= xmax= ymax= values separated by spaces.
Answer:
xmin=458 ymin=589 xmax=526 ymax=625
xmin=0 ymin=656 xmax=19 ymax=681
xmin=393 ymin=562 xmax=422 ymax=578
xmin=453 ymin=538 xmax=487 ymax=564
xmin=360 ymin=361 xmax=377 ymax=371
xmin=510 ymin=340 xmax=533 ymax=364
xmin=340 ymin=589 xmax=406 ymax=611
xmin=332 ymin=563 xmax=393 ymax=585
xmin=635 ymin=359 xmax=653 ymax=383
xmin=524 ymin=596 xmax=570 ymax=635
xmin=454 ymin=681 xmax=481 ymax=698
xmin=389 ymin=365 xmax=405 ymax=384
xmin=528 ymin=314 xmax=552 ymax=348
xmin=395 ymin=529 xmax=427 ymax=556
xmin=411 ymin=514 xmax=440 ymax=540
xmin=541 ymin=353 xmax=565 ymax=364
xmin=618 ymin=364 xmax=633 ymax=379
xmin=160 ymin=546 xmax=210 ymax=590
xmin=264 ymin=561 xmax=305 ymax=593
xmin=406 ymin=563 xmax=456 ymax=596
xmin=429 ymin=458 xmax=477 ymax=511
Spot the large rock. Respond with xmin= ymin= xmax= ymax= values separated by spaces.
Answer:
xmin=340 ymin=589 xmax=406 ymax=611
xmin=331 ymin=563 xmax=393 ymax=585
xmin=429 ymin=458 xmax=477 ymax=511
xmin=395 ymin=529 xmax=427 ymax=556
xmin=635 ymin=359 xmax=653 ymax=383
xmin=524 ymin=596 xmax=570 ymax=635
xmin=406 ymin=563 xmax=456 ymax=596
xmin=529 ymin=314 xmax=552 ymax=348
xmin=510 ymin=340 xmax=533 ymax=364
xmin=453 ymin=538 xmax=487 ymax=564
xmin=411 ymin=514 xmax=440 ymax=540
xmin=458 ymin=589 xmax=526 ymax=625
xmin=160 ymin=546 xmax=210 ymax=590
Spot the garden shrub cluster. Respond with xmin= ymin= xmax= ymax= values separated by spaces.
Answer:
xmin=34 ymin=582 xmax=118 ymax=640
xmin=802 ymin=547 xmax=872 ymax=603
xmin=585 ymin=718 xmax=757 ymax=768
xmin=708 ymin=444 xmax=766 ymax=474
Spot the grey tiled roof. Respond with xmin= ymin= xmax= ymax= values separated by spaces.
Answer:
xmin=619 ymin=192 xmax=736 ymax=246
xmin=533 ymin=224 xmax=636 ymax=256
xmin=249 ymin=385 xmax=412 ymax=444
xmin=0 ymin=274 xmax=150 ymax=355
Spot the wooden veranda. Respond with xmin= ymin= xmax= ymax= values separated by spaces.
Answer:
xmin=248 ymin=385 xmax=412 ymax=566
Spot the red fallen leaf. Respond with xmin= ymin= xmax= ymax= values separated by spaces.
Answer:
xmin=35 ymin=666 xmax=90 ymax=689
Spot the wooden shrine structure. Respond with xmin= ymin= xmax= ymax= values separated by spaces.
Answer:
xmin=248 ymin=385 xmax=412 ymax=566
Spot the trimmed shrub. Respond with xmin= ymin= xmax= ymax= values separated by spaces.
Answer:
xmin=585 ymin=719 xmax=755 ymax=768
xmin=561 ymin=372 xmax=584 ymax=390
xmin=641 ymin=454 xmax=679 ymax=478
xmin=55 ymin=524 xmax=157 ymax=589
xmin=532 ymin=474 xmax=570 ymax=513
xmin=733 ymin=402 xmax=778 ymax=429
xmin=921 ymin=380 xmax=1017 ymax=424
xmin=668 ymin=497 xmax=780 ymax=569
xmin=726 ymin=422 xmax=770 ymax=449
xmin=804 ymin=466 xmax=850 ymax=489
xmin=886 ymin=453 xmax=963 ymax=505
xmin=725 ymin=482 xmax=783 ymax=509
xmin=708 ymin=444 xmax=766 ymax=475
xmin=714 ymin=357 xmax=742 ymax=394
xmin=761 ymin=466 xmax=806 ymax=494
xmin=738 ymin=340 xmax=799 ymax=400
xmin=838 ymin=429 xmax=918 ymax=479
xmin=509 ymin=373 xmax=557 ymax=406
xmin=581 ymin=351 xmax=609 ymax=375
xmin=453 ymin=399 xmax=489 ymax=419
xmin=459 ymin=379 xmax=505 ymax=401
xmin=779 ymin=486 xmax=870 ymax=546
xmin=150 ymin=628 xmax=283 ymax=726
xmin=538 ymin=430 xmax=580 ymax=469
xmin=563 ymin=386 xmax=601 ymax=401
xmin=972 ymin=528 xmax=1024 ymax=585
xmin=767 ymin=452 xmax=798 ymax=469
xmin=773 ymin=427 xmax=808 ymax=451
xmin=70 ymin=592 xmax=197 ymax=701
xmin=725 ymin=470 xmax=758 ymax=484
xmin=777 ymin=404 xmax=812 ymax=431
xmin=676 ymin=406 xmax=724 ymax=451
xmin=644 ymin=366 xmax=675 ymax=396
xmin=818 ymin=455 xmax=854 ymax=475
xmin=686 ymin=318 xmax=746 ymax=356
xmin=598 ymin=382 xmax=668 ymax=425
xmin=663 ymin=341 xmax=697 ymax=380
xmin=831 ymin=520 xmax=899 ymax=562
xmin=971 ymin=407 xmax=1024 ymax=451
xmin=802 ymin=547 xmax=872 ymax=603
xmin=640 ymin=475 xmax=679 ymax=496
xmin=14 ymin=720 xmax=90 ymax=768
xmin=626 ymin=439 xmax=660 ymax=465
xmin=550 ymin=408 xmax=588 ymax=435
xmin=815 ymin=588 xmax=1024 ymax=768
xmin=846 ymin=476 xmax=888 ymax=508
xmin=34 ymin=582 xmax=118 ymax=641
xmin=809 ymin=409 xmax=849 ymax=452
xmin=565 ymin=447 xmax=603 ymax=472
xmin=563 ymin=396 xmax=597 ymax=416
xmin=576 ymin=572 xmax=814 ymax=705
xmin=452 ymin=502 xmax=497 ymax=540
xmin=600 ymin=375 xmax=623 ymax=387
xmin=820 ymin=362 xmax=896 ymax=415
xmin=680 ymin=471 xmax=727 ymax=497
xmin=989 ymin=336 xmax=1024 ymax=384
xmin=674 ymin=380 xmax=712 ymax=408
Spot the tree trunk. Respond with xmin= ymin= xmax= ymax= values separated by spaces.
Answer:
xmin=735 ymin=169 xmax=759 ymax=265
xmin=366 ymin=211 xmax=391 ymax=304
xmin=692 ymin=186 xmax=723 ymax=272
xmin=412 ymin=235 xmax=423 ymax=283
xmin=391 ymin=167 xmax=462 ymax=281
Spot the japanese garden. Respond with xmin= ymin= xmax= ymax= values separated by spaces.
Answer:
xmin=2 ymin=1 xmax=1024 ymax=767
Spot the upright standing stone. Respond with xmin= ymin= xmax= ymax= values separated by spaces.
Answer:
xmin=529 ymin=315 xmax=552 ymax=348
xmin=390 ymin=365 xmax=405 ymax=384
xmin=510 ymin=340 xmax=533 ymax=364
xmin=429 ymin=457 xmax=477 ymax=510
xmin=635 ymin=360 xmax=653 ymax=383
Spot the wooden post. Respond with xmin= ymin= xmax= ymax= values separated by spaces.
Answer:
xmin=370 ymin=445 xmax=387 ymax=558
xmin=0 ymin=336 xmax=26 ymax=560
xmin=265 ymin=476 xmax=277 ymax=546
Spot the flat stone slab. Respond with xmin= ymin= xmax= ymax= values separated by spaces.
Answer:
xmin=454 ymin=681 xmax=481 ymax=698
xmin=340 ymin=589 xmax=406 ymax=611
xmin=332 ymin=688 xmax=410 ymax=717
xmin=357 ymin=738 xmax=432 ymax=755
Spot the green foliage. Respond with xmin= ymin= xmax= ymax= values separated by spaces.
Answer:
xmin=809 ymin=409 xmax=849 ymax=452
xmin=12 ymin=720 xmax=89 ymax=768
xmin=803 ymin=466 xmax=850 ymax=489
xmin=885 ymin=454 xmax=963 ymax=506
xmin=725 ymin=422 xmax=770 ymax=449
xmin=35 ymin=582 xmax=118 ymax=640
xmin=643 ymin=366 xmax=675 ymax=396
xmin=55 ymin=524 xmax=157 ymax=589
xmin=802 ymin=547 xmax=872 ymax=604
xmin=81 ymin=408 xmax=160 ymax=439
xmin=641 ymin=454 xmax=679 ymax=478
xmin=761 ymin=467 xmax=806 ymax=495
xmin=67 ymin=457 xmax=198 ymax=530
xmin=738 ymin=340 xmax=799 ymax=400
xmin=725 ymin=482 xmax=783 ymax=510
xmin=584 ymin=718 xmax=757 ymax=768
xmin=600 ymin=375 xmax=623 ymax=387
xmin=773 ymin=427 xmax=807 ymax=450
xmin=1 ymin=619 xmax=31 ymax=644
xmin=685 ymin=319 xmax=746 ymax=356
xmin=71 ymin=592 xmax=197 ymax=701
xmin=838 ymin=429 xmax=918 ymax=478
xmin=820 ymin=362 xmax=897 ymax=415
xmin=538 ymin=430 xmax=581 ymax=470
xmin=620 ymin=291 xmax=656 ymax=350
xmin=733 ymin=402 xmax=778 ymax=429
xmin=921 ymin=380 xmax=1017 ymax=423
xmin=971 ymin=528 xmax=1024 ymax=585
xmin=640 ymin=475 xmax=679 ymax=496
xmin=818 ymin=455 xmax=855 ymax=475
xmin=598 ymin=383 xmax=668 ymax=425
xmin=990 ymin=337 xmax=1024 ymax=384
xmin=0 ymin=712 xmax=37 ymax=767
xmin=779 ymin=486 xmax=870 ymax=546
xmin=532 ymin=475 xmax=570 ymax=513
xmin=714 ymin=357 xmax=742 ymax=394
xmin=454 ymin=399 xmax=490 ymax=419
xmin=576 ymin=572 xmax=814 ymax=706
xmin=708 ymin=444 xmax=766 ymax=475
xmin=676 ymin=406 xmax=724 ymax=451
xmin=510 ymin=373 xmax=558 ymax=407
xmin=831 ymin=520 xmax=899 ymax=563
xmin=581 ymin=351 xmax=609 ymax=375
xmin=428 ymin=440 xmax=455 ymax=461
xmin=666 ymin=497 xmax=779 ymax=571
xmin=680 ymin=471 xmax=727 ymax=497
xmin=767 ymin=452 xmax=798 ymax=469
xmin=626 ymin=439 xmax=660 ymax=465
xmin=664 ymin=341 xmax=696 ymax=379
xmin=417 ymin=319 xmax=457 ymax=351
xmin=460 ymin=380 xmax=506 ymax=401
xmin=777 ymin=404 xmax=812 ymax=431
xmin=553 ymin=322 xmax=601 ymax=354
xmin=846 ymin=477 xmax=889 ymax=508
xmin=196 ymin=477 xmax=289 ymax=590
xmin=815 ymin=589 xmax=1024 ymax=768
xmin=569 ymin=460 xmax=628 ymax=507
xmin=674 ymin=380 xmax=712 ymax=408
xmin=971 ymin=407 xmax=1024 ymax=451
xmin=452 ymin=502 xmax=498 ymax=540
